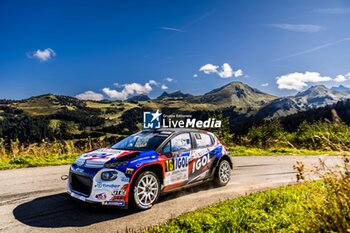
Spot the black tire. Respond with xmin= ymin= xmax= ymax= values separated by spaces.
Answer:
xmin=130 ymin=171 xmax=161 ymax=210
xmin=214 ymin=159 xmax=231 ymax=186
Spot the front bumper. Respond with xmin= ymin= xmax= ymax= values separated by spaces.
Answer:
xmin=67 ymin=166 xmax=131 ymax=208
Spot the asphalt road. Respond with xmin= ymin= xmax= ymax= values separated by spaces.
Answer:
xmin=0 ymin=156 xmax=342 ymax=233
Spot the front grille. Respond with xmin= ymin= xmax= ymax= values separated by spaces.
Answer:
xmin=70 ymin=172 xmax=92 ymax=196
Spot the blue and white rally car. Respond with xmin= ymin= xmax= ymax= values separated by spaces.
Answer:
xmin=67 ymin=128 xmax=233 ymax=210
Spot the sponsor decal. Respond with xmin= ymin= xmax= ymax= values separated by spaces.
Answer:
xmin=143 ymin=110 xmax=221 ymax=129
xmin=192 ymin=154 xmax=210 ymax=173
xmin=95 ymin=192 xmax=107 ymax=200
xmin=96 ymin=182 xmax=102 ymax=188
xmin=165 ymin=156 xmax=188 ymax=172
xmin=121 ymin=177 xmax=130 ymax=183
xmin=95 ymin=182 xmax=120 ymax=189
xmin=125 ymin=168 xmax=134 ymax=174
xmin=164 ymin=155 xmax=189 ymax=186
xmin=110 ymin=184 xmax=128 ymax=200
xmin=101 ymin=200 xmax=125 ymax=206
xmin=112 ymin=189 xmax=126 ymax=196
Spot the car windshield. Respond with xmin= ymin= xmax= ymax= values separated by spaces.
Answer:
xmin=111 ymin=131 xmax=169 ymax=151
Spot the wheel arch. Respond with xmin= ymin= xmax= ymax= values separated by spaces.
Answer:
xmin=210 ymin=154 xmax=233 ymax=177
xmin=130 ymin=163 xmax=164 ymax=187
xmin=220 ymin=154 xmax=233 ymax=169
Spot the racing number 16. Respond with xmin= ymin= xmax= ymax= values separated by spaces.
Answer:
xmin=165 ymin=160 xmax=174 ymax=172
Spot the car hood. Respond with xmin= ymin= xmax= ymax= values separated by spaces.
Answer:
xmin=74 ymin=148 xmax=137 ymax=168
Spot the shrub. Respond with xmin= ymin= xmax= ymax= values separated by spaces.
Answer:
xmin=246 ymin=119 xmax=288 ymax=148
xmin=294 ymin=120 xmax=350 ymax=151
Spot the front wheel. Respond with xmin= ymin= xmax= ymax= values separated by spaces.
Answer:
xmin=130 ymin=171 xmax=160 ymax=210
xmin=214 ymin=159 xmax=231 ymax=186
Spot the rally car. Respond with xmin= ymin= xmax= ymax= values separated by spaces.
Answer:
xmin=67 ymin=128 xmax=233 ymax=210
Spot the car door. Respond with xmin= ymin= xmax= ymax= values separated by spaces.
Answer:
xmin=162 ymin=133 xmax=193 ymax=189
xmin=188 ymin=132 xmax=216 ymax=184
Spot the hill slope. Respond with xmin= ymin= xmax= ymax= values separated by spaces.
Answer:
xmin=189 ymin=82 xmax=277 ymax=110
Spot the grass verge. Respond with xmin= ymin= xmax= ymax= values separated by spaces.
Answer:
xmin=228 ymin=146 xmax=348 ymax=156
xmin=0 ymin=154 xmax=78 ymax=170
xmin=146 ymin=181 xmax=341 ymax=233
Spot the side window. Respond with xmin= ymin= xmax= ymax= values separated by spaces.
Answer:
xmin=193 ymin=133 xmax=213 ymax=148
xmin=162 ymin=141 xmax=171 ymax=153
xmin=171 ymin=133 xmax=191 ymax=152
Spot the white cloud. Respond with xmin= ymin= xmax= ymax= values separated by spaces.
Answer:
xmin=233 ymin=69 xmax=243 ymax=77
xmin=199 ymin=64 xmax=219 ymax=74
xmin=218 ymin=63 xmax=234 ymax=78
xmin=161 ymin=84 xmax=168 ymax=90
xmin=75 ymin=91 xmax=104 ymax=101
xmin=334 ymin=75 xmax=347 ymax=83
xmin=314 ymin=8 xmax=350 ymax=14
xmin=102 ymin=81 xmax=156 ymax=100
xmin=102 ymin=88 xmax=128 ymax=100
xmin=148 ymin=80 xmax=159 ymax=85
xmin=276 ymin=72 xmax=332 ymax=90
xmin=199 ymin=63 xmax=243 ymax=78
xmin=261 ymin=83 xmax=269 ymax=87
xmin=165 ymin=77 xmax=174 ymax=82
xmin=269 ymin=24 xmax=323 ymax=33
xmin=193 ymin=74 xmax=198 ymax=78
xmin=31 ymin=48 xmax=56 ymax=62
xmin=334 ymin=73 xmax=350 ymax=82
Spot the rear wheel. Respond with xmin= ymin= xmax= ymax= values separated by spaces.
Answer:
xmin=130 ymin=171 xmax=160 ymax=210
xmin=214 ymin=159 xmax=231 ymax=186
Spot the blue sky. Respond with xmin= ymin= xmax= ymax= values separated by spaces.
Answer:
xmin=1 ymin=0 xmax=350 ymax=100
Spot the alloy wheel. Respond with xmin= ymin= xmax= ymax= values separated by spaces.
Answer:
xmin=134 ymin=173 xmax=159 ymax=208
xmin=219 ymin=160 xmax=231 ymax=184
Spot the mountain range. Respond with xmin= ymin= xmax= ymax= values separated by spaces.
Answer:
xmin=125 ymin=82 xmax=350 ymax=118
xmin=1 ymin=81 xmax=350 ymax=142
xmin=2 ymin=82 xmax=350 ymax=119
xmin=256 ymin=85 xmax=350 ymax=119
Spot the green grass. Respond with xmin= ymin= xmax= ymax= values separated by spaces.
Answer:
xmin=0 ymin=154 xmax=78 ymax=170
xmin=146 ymin=182 xmax=329 ymax=233
xmin=228 ymin=146 xmax=347 ymax=156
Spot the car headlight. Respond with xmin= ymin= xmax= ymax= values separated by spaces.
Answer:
xmin=104 ymin=161 xmax=129 ymax=168
xmin=101 ymin=171 xmax=118 ymax=181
